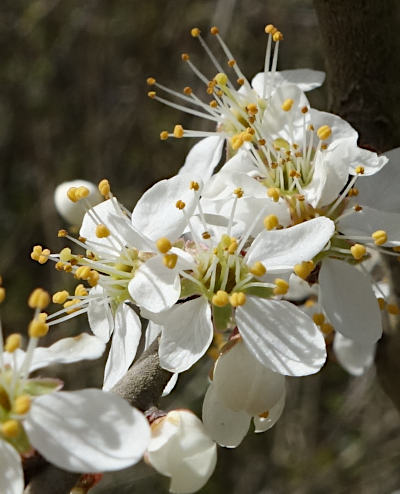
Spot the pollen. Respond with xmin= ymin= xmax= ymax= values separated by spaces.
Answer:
xmin=183 ymin=86 xmax=192 ymax=95
xmin=28 ymin=288 xmax=50 ymax=310
xmin=230 ymin=292 xmax=246 ymax=307
xmin=202 ymin=231 xmax=211 ymax=239
xmin=301 ymin=106 xmax=309 ymax=114
xmin=351 ymin=243 xmax=366 ymax=260
xmin=210 ymin=26 xmax=219 ymax=35
xmin=250 ymin=261 xmax=267 ymax=277
xmin=246 ymin=103 xmax=258 ymax=115
xmin=263 ymin=214 xmax=279 ymax=230
xmin=273 ymin=31 xmax=283 ymax=42
xmin=267 ymin=188 xmax=280 ymax=203
xmin=87 ymin=270 xmax=100 ymax=287
xmin=98 ymin=179 xmax=111 ymax=198
xmin=212 ymin=290 xmax=229 ymax=307
xmin=227 ymin=59 xmax=236 ymax=67
xmin=234 ymin=187 xmax=243 ymax=198
xmin=312 ymin=313 xmax=325 ymax=326
xmin=372 ymin=230 xmax=387 ymax=246
xmin=1 ymin=420 xmax=20 ymax=438
xmin=190 ymin=181 xmax=200 ymax=191
xmin=259 ymin=410 xmax=270 ymax=419
xmin=176 ymin=199 xmax=186 ymax=210
xmin=181 ymin=53 xmax=190 ymax=61
xmin=387 ymin=303 xmax=400 ymax=315
xmin=173 ymin=125 xmax=184 ymax=138
xmin=156 ymin=237 xmax=172 ymax=254
xmin=57 ymin=229 xmax=68 ymax=238
xmin=75 ymin=266 xmax=91 ymax=280
xmin=294 ymin=260 xmax=315 ymax=280
xmin=281 ymin=98 xmax=294 ymax=111
xmin=191 ymin=27 xmax=201 ymax=37
xmin=28 ymin=318 xmax=49 ymax=338
xmin=14 ymin=395 xmax=31 ymax=415
xmin=52 ymin=290 xmax=69 ymax=305
xmin=320 ymin=322 xmax=334 ymax=334
xmin=67 ymin=186 xmax=78 ymax=202
xmin=64 ymin=299 xmax=80 ymax=314
xmin=237 ymin=78 xmax=245 ymax=86
xmin=273 ymin=278 xmax=289 ymax=295
xmin=355 ymin=165 xmax=365 ymax=175
xmin=31 ymin=245 xmax=50 ymax=264
xmin=228 ymin=239 xmax=238 ymax=254
xmin=4 ymin=333 xmax=21 ymax=353
xmin=160 ymin=131 xmax=169 ymax=140
xmin=265 ymin=24 xmax=275 ymax=34
xmin=377 ymin=297 xmax=386 ymax=310
xmin=163 ymin=253 xmax=178 ymax=269
xmin=147 ymin=91 xmax=156 ymax=99
xmin=96 ymin=224 xmax=110 ymax=238
xmin=215 ymin=72 xmax=228 ymax=86
xmin=317 ymin=125 xmax=332 ymax=140
xmin=59 ymin=247 xmax=72 ymax=262
xmin=146 ymin=77 xmax=156 ymax=85
xmin=0 ymin=287 xmax=5 ymax=304
xmin=75 ymin=284 xmax=88 ymax=297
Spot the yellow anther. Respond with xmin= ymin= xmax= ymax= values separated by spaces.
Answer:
xmin=163 ymin=253 xmax=178 ymax=269
xmin=387 ymin=303 xmax=400 ymax=315
xmin=173 ymin=125 xmax=184 ymax=138
xmin=393 ymin=246 xmax=400 ymax=252
xmin=267 ymin=188 xmax=280 ymax=202
xmin=351 ymin=243 xmax=366 ymax=260
xmin=14 ymin=395 xmax=31 ymax=415
xmin=75 ymin=265 xmax=91 ymax=280
xmin=242 ymin=131 xmax=253 ymax=142
xmin=317 ymin=125 xmax=332 ymax=140
xmin=227 ymin=59 xmax=236 ymax=67
xmin=312 ymin=313 xmax=325 ymax=326
xmin=273 ymin=31 xmax=283 ymax=42
xmin=259 ymin=410 xmax=269 ymax=419
xmin=258 ymin=139 xmax=266 ymax=146
xmin=156 ymin=237 xmax=172 ymax=254
xmin=28 ymin=288 xmax=50 ymax=310
xmin=57 ymin=229 xmax=68 ymax=239
xmin=63 ymin=299 xmax=80 ymax=314
xmin=372 ymin=230 xmax=387 ymax=246
xmin=147 ymin=91 xmax=156 ymax=99
xmin=209 ymin=100 xmax=218 ymax=108
xmin=212 ymin=290 xmax=229 ymax=307
xmin=273 ymin=278 xmax=289 ymax=295
xmin=301 ymin=106 xmax=309 ymax=114
xmin=228 ymin=239 xmax=238 ymax=254
xmin=234 ymin=187 xmax=243 ymax=198
xmin=355 ymin=165 xmax=365 ymax=175
xmin=176 ymin=200 xmax=186 ymax=210
xmin=52 ymin=290 xmax=69 ymax=305
xmin=190 ymin=181 xmax=200 ymax=191
xmin=67 ymin=187 xmax=78 ymax=202
xmin=210 ymin=26 xmax=219 ymax=35
xmin=321 ymin=144 xmax=328 ymax=150
xmin=320 ymin=322 xmax=334 ymax=335
xmin=202 ymin=231 xmax=211 ymax=240
xmin=191 ymin=27 xmax=201 ymax=37
xmin=246 ymin=103 xmax=258 ymax=115
xmin=55 ymin=261 xmax=65 ymax=271
xmin=96 ymin=224 xmax=110 ymax=238
xmin=281 ymin=98 xmax=294 ymax=111
xmin=265 ymin=24 xmax=275 ymax=34
xmin=146 ymin=77 xmax=156 ymax=86
xmin=87 ymin=270 xmax=99 ymax=287
xmin=305 ymin=298 xmax=316 ymax=308
xmin=98 ymin=179 xmax=111 ymax=198
xmin=4 ymin=334 xmax=21 ymax=353
xmin=181 ymin=53 xmax=190 ymax=61
xmin=1 ymin=420 xmax=20 ymax=438
xmin=63 ymin=263 xmax=73 ymax=273
xmin=308 ymin=124 xmax=315 ymax=132
xmin=75 ymin=186 xmax=90 ymax=201
xmin=215 ymin=72 xmax=228 ymax=86
xmin=160 ymin=131 xmax=169 ymax=140
xmin=183 ymin=86 xmax=192 ymax=95
xmin=237 ymin=78 xmax=245 ymax=86
xmin=377 ymin=297 xmax=386 ymax=310
xmin=59 ymin=247 xmax=72 ymax=263
xmin=354 ymin=204 xmax=363 ymax=212
xmin=263 ymin=214 xmax=279 ymax=230
xmin=351 ymin=188 xmax=359 ymax=196
xmin=31 ymin=245 xmax=47 ymax=263
xmin=289 ymin=170 xmax=300 ymax=178
xmin=230 ymin=292 xmax=246 ymax=307
xmin=0 ymin=287 xmax=5 ymax=304
xmin=28 ymin=318 xmax=49 ymax=338
xmin=75 ymin=284 xmax=88 ymax=297
xmin=294 ymin=260 xmax=315 ymax=280
xmin=250 ymin=261 xmax=266 ymax=277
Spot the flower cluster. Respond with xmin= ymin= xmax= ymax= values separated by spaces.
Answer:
xmin=13 ymin=22 xmax=399 ymax=494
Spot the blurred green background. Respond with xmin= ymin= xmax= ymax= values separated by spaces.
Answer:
xmin=0 ymin=1 xmax=399 ymax=493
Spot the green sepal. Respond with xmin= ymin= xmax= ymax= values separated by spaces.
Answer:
xmin=23 ymin=378 xmax=63 ymax=396
xmin=7 ymin=425 xmax=32 ymax=455
xmin=243 ymin=286 xmax=274 ymax=299
xmin=212 ymin=304 xmax=232 ymax=331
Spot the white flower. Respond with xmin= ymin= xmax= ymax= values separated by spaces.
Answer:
xmin=147 ymin=409 xmax=217 ymax=494
xmin=202 ymin=337 xmax=285 ymax=447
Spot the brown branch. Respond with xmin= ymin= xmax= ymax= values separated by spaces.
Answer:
xmin=24 ymin=339 xmax=171 ymax=494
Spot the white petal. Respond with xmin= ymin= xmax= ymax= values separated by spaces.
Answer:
xmin=202 ymin=383 xmax=250 ymax=448
xmin=212 ymin=340 xmax=286 ymax=415
xmin=319 ymin=258 xmax=382 ymax=343
xmin=286 ymin=273 xmax=318 ymax=301
xmin=103 ymin=303 xmax=142 ymax=390
xmin=246 ymin=217 xmax=335 ymax=271
xmin=178 ymin=136 xmax=224 ymax=181
xmin=236 ymin=298 xmax=327 ymax=376
xmin=0 ymin=439 xmax=23 ymax=494
xmin=25 ymin=389 xmax=150 ymax=472
xmin=309 ymin=108 xmax=358 ymax=143
xmin=159 ymin=297 xmax=213 ymax=372
xmin=333 ymin=332 xmax=376 ymax=376
xmin=54 ymin=179 xmax=102 ymax=226
xmin=30 ymin=333 xmax=106 ymax=372
xmin=162 ymin=373 xmax=179 ymax=397
xmin=144 ymin=320 xmax=162 ymax=350
xmin=253 ymin=391 xmax=286 ymax=433
xmin=348 ymin=147 xmax=388 ymax=176
xmin=355 ymin=147 xmax=400 ymax=212
xmin=251 ymin=69 xmax=325 ymax=94
xmin=87 ymin=286 xmax=114 ymax=342
xmin=131 ymin=175 xmax=199 ymax=242
xmin=128 ymin=256 xmax=180 ymax=313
